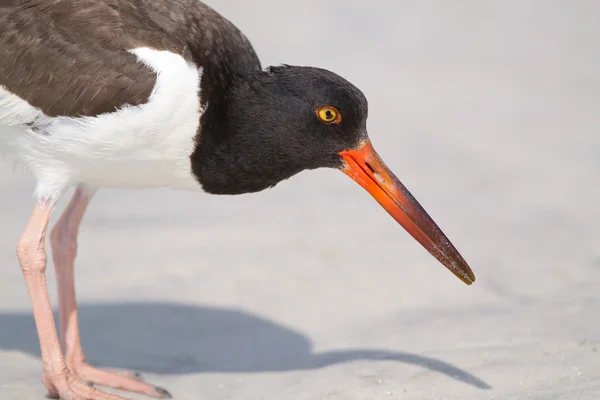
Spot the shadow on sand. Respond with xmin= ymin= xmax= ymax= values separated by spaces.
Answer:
xmin=0 ymin=302 xmax=490 ymax=389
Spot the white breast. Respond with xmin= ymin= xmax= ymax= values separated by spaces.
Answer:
xmin=0 ymin=47 xmax=203 ymax=202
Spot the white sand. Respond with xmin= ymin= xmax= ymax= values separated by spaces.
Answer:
xmin=1 ymin=1 xmax=599 ymax=399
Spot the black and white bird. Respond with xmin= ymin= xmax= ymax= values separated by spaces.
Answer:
xmin=0 ymin=0 xmax=475 ymax=399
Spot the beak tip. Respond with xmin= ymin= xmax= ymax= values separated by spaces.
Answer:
xmin=459 ymin=267 xmax=476 ymax=285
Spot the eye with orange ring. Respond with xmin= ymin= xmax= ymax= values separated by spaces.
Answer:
xmin=315 ymin=106 xmax=342 ymax=124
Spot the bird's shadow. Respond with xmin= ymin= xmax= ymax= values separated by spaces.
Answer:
xmin=0 ymin=302 xmax=490 ymax=389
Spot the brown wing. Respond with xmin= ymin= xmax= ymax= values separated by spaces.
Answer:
xmin=0 ymin=0 xmax=261 ymax=117
xmin=0 ymin=0 xmax=193 ymax=117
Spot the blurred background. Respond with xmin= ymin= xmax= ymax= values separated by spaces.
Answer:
xmin=1 ymin=1 xmax=599 ymax=399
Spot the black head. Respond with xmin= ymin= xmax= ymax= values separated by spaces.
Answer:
xmin=191 ymin=64 xmax=477 ymax=286
xmin=192 ymin=65 xmax=368 ymax=194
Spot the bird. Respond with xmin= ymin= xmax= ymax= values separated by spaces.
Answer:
xmin=0 ymin=0 xmax=476 ymax=399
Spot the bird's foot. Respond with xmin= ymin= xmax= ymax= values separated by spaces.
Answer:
xmin=42 ymin=367 xmax=126 ymax=400
xmin=68 ymin=361 xmax=171 ymax=399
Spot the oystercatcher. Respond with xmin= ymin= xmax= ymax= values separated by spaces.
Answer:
xmin=0 ymin=1 xmax=475 ymax=398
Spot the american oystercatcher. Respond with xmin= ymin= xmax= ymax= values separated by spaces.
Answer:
xmin=0 ymin=0 xmax=475 ymax=398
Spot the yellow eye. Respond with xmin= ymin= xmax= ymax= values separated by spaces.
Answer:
xmin=316 ymin=106 xmax=341 ymax=124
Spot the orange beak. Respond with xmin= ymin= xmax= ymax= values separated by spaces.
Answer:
xmin=339 ymin=141 xmax=475 ymax=285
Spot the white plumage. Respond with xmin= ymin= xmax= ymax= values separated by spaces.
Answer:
xmin=0 ymin=47 xmax=203 ymax=203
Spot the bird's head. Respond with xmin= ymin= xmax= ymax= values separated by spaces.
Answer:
xmin=192 ymin=65 xmax=475 ymax=285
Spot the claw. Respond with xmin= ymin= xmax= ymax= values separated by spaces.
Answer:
xmin=155 ymin=386 xmax=173 ymax=398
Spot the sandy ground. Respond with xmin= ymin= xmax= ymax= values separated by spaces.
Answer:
xmin=1 ymin=1 xmax=600 ymax=399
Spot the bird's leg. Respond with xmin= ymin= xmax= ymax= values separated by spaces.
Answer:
xmin=18 ymin=200 xmax=124 ymax=400
xmin=51 ymin=187 xmax=91 ymax=370
xmin=51 ymin=186 xmax=171 ymax=399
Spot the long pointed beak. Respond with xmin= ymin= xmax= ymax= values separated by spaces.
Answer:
xmin=339 ymin=140 xmax=475 ymax=285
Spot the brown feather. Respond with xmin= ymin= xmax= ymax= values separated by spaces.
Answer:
xmin=0 ymin=0 xmax=260 ymax=117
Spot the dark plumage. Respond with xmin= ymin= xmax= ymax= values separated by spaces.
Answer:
xmin=0 ymin=0 xmax=260 ymax=116
xmin=194 ymin=66 xmax=368 ymax=194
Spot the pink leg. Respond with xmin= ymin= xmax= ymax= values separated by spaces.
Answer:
xmin=18 ymin=201 xmax=124 ymax=400
xmin=51 ymin=187 xmax=171 ymax=399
